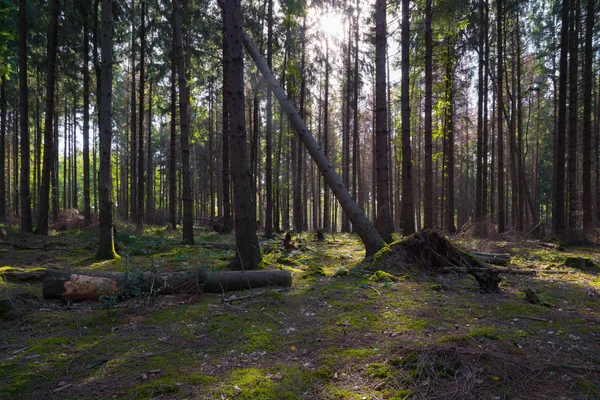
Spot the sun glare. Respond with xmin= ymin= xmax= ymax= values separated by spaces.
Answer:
xmin=319 ymin=11 xmax=344 ymax=39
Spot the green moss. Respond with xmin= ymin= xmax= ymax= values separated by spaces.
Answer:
xmin=436 ymin=334 xmax=473 ymax=346
xmin=469 ymin=326 xmax=504 ymax=341
xmin=277 ymin=257 xmax=301 ymax=267
xmin=523 ymin=287 xmax=552 ymax=307
xmin=575 ymin=379 xmax=600 ymax=399
xmin=369 ymin=270 xmax=397 ymax=283
xmin=221 ymin=368 xmax=299 ymax=399
xmin=562 ymin=256 xmax=598 ymax=271
xmin=372 ymin=244 xmax=392 ymax=264
xmin=390 ymin=389 xmax=413 ymax=399
xmin=365 ymin=363 xmax=392 ymax=379
xmin=322 ymin=386 xmax=363 ymax=399
xmin=129 ymin=377 xmax=181 ymax=399
xmin=300 ymin=265 xmax=326 ymax=279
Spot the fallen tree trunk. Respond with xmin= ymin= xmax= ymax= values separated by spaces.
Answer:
xmin=371 ymin=230 xmax=502 ymax=292
xmin=2 ymin=270 xmax=47 ymax=281
xmin=43 ymin=268 xmax=292 ymax=302
xmin=471 ymin=252 xmax=511 ymax=265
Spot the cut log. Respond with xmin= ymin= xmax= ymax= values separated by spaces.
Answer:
xmin=371 ymin=230 xmax=502 ymax=292
xmin=1 ymin=270 xmax=47 ymax=281
xmin=43 ymin=268 xmax=292 ymax=302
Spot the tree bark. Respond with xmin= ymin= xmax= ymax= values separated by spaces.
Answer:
xmin=169 ymin=27 xmax=177 ymax=230
xmin=566 ymin=0 xmax=579 ymax=230
xmin=423 ymin=0 xmax=433 ymax=229
xmin=223 ymin=0 xmax=262 ymax=270
xmin=0 ymin=75 xmax=5 ymax=221
xmin=375 ymin=0 xmax=394 ymax=242
xmin=173 ymin=0 xmax=194 ymax=244
xmin=242 ymin=29 xmax=386 ymax=257
xmin=553 ymin=0 xmax=569 ymax=233
xmin=146 ymin=78 xmax=153 ymax=222
xmin=400 ymin=0 xmax=415 ymax=235
xmin=129 ymin=0 xmax=137 ymax=222
xmin=136 ymin=0 xmax=146 ymax=232
xmin=96 ymin=0 xmax=119 ymax=260
xmin=83 ymin=4 xmax=91 ymax=224
xmin=35 ymin=0 xmax=59 ymax=235
xmin=264 ymin=0 xmax=273 ymax=238
xmin=496 ymin=0 xmax=505 ymax=233
xmin=19 ymin=0 xmax=32 ymax=233
xmin=582 ymin=0 xmax=594 ymax=231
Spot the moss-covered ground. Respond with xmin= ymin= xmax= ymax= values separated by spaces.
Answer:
xmin=0 ymin=226 xmax=599 ymax=399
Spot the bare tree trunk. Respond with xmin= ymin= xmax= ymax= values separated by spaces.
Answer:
xmin=553 ymin=0 xmax=569 ymax=233
xmin=222 ymin=0 xmax=262 ymax=270
xmin=146 ymin=78 xmax=153 ymax=223
xmin=129 ymin=0 xmax=137 ymax=222
xmin=136 ymin=0 xmax=146 ymax=231
xmin=423 ymin=0 xmax=433 ymax=229
xmin=96 ymin=0 xmax=119 ymax=260
xmin=0 ymin=75 xmax=5 ymax=221
xmin=19 ymin=0 xmax=32 ymax=232
xmin=169 ymin=38 xmax=177 ymax=230
xmin=374 ymin=0 xmax=393 ymax=241
xmin=82 ymin=7 xmax=91 ymax=224
xmin=582 ymin=0 xmax=594 ymax=231
xmin=444 ymin=44 xmax=456 ymax=234
xmin=294 ymin=13 xmax=306 ymax=233
xmin=263 ymin=0 xmax=273 ymax=238
xmin=242 ymin=29 xmax=386 ymax=256
xmin=173 ymin=0 xmax=194 ymax=244
xmin=496 ymin=0 xmax=505 ymax=233
xmin=35 ymin=0 xmax=59 ymax=235
xmin=221 ymin=8 xmax=232 ymax=234
xmin=567 ymin=0 xmax=579 ymax=230
xmin=323 ymin=39 xmax=331 ymax=232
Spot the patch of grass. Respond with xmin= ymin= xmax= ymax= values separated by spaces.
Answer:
xmin=436 ymin=334 xmax=474 ymax=346
xmin=220 ymin=368 xmax=300 ymax=399
xmin=365 ymin=362 xmax=392 ymax=379
xmin=300 ymin=265 xmax=326 ymax=280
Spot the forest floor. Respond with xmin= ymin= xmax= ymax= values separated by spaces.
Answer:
xmin=0 ymin=225 xmax=599 ymax=399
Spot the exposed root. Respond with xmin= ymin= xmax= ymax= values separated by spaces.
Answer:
xmin=371 ymin=230 xmax=501 ymax=292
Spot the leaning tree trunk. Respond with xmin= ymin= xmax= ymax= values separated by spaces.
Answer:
xmin=35 ymin=0 xmax=59 ymax=235
xmin=96 ymin=0 xmax=119 ymax=260
xmin=242 ymin=29 xmax=386 ymax=257
xmin=223 ymin=0 xmax=262 ymax=270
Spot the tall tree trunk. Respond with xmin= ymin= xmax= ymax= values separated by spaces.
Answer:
xmin=444 ymin=45 xmax=456 ymax=233
xmin=129 ymin=0 xmax=137 ymax=222
xmin=553 ymin=0 xmax=569 ymax=233
xmin=136 ymin=0 xmax=146 ymax=231
xmin=35 ymin=0 xmax=59 ymax=235
xmin=222 ymin=0 xmax=261 ymax=270
xmin=582 ymin=0 xmax=595 ymax=231
xmin=169 ymin=33 xmax=177 ymax=230
xmin=221 ymin=7 xmax=232 ymax=234
xmin=294 ymin=13 xmax=306 ymax=234
xmin=352 ymin=0 xmax=360 ymax=211
xmin=567 ymin=0 xmax=579 ymax=230
xmin=243 ymin=28 xmax=386 ymax=256
xmin=323 ymin=39 xmax=331 ymax=232
xmin=83 ymin=6 xmax=91 ymax=224
xmin=400 ymin=0 xmax=415 ymax=235
xmin=475 ymin=0 xmax=484 ymax=223
xmin=96 ymin=0 xmax=119 ymax=259
xmin=208 ymin=86 xmax=215 ymax=218
xmin=341 ymin=19 xmax=351 ymax=233
xmin=146 ymin=78 xmax=153 ymax=222
xmin=52 ymin=84 xmax=59 ymax=220
xmin=263 ymin=0 xmax=273 ymax=238
xmin=19 ymin=0 xmax=32 ymax=232
xmin=72 ymin=94 xmax=78 ymax=210
xmin=483 ymin=0 xmax=490 ymax=219
xmin=496 ymin=0 xmax=505 ymax=233
xmin=173 ymin=0 xmax=194 ymax=244
xmin=375 ymin=0 xmax=393 ymax=241
xmin=423 ymin=0 xmax=433 ymax=229
xmin=0 ymin=75 xmax=7 ymax=221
